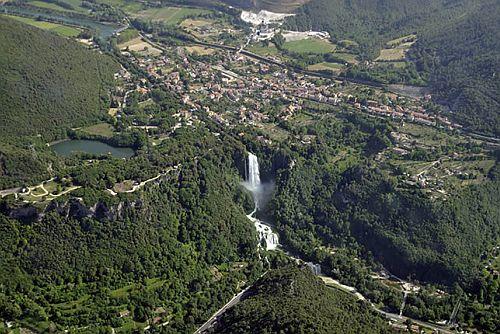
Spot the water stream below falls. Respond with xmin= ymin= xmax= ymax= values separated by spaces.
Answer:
xmin=243 ymin=152 xmax=279 ymax=251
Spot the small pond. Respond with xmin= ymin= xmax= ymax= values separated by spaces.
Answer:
xmin=52 ymin=140 xmax=135 ymax=158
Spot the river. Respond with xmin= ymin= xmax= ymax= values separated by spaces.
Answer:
xmin=239 ymin=151 xmax=456 ymax=334
xmin=1 ymin=5 xmax=123 ymax=38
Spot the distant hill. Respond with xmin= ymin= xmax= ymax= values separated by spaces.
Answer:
xmin=211 ymin=266 xmax=392 ymax=334
xmin=0 ymin=16 xmax=118 ymax=187
xmin=284 ymin=0 xmax=500 ymax=136
xmin=410 ymin=0 xmax=500 ymax=136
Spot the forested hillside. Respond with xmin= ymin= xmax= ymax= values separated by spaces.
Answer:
xmin=0 ymin=16 xmax=118 ymax=187
xmin=284 ymin=0 xmax=499 ymax=136
xmin=272 ymin=121 xmax=500 ymax=286
xmin=0 ymin=16 xmax=118 ymax=140
xmin=285 ymin=0 xmax=473 ymax=57
xmin=211 ymin=266 xmax=392 ymax=333
xmin=0 ymin=128 xmax=262 ymax=332
xmin=410 ymin=0 xmax=500 ymax=136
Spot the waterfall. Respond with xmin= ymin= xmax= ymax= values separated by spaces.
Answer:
xmin=244 ymin=152 xmax=279 ymax=251
xmin=247 ymin=152 xmax=261 ymax=209
xmin=306 ymin=262 xmax=322 ymax=276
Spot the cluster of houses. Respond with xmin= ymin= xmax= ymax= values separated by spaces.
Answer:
xmin=113 ymin=38 xmax=464 ymax=144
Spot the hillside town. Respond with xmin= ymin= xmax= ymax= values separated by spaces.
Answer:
xmin=113 ymin=37 xmax=462 ymax=136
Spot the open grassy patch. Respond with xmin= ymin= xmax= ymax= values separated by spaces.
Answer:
xmin=180 ymin=17 xmax=213 ymax=28
xmin=248 ymin=43 xmax=279 ymax=56
xmin=338 ymin=39 xmax=359 ymax=47
xmin=377 ymin=35 xmax=416 ymax=62
xmin=375 ymin=48 xmax=407 ymax=61
xmin=115 ymin=28 xmax=139 ymax=44
xmin=4 ymin=15 xmax=81 ymax=37
xmin=185 ymin=45 xmax=215 ymax=55
xmin=331 ymin=52 xmax=358 ymax=64
xmin=97 ymin=0 xmax=144 ymax=12
xmin=81 ymin=123 xmax=115 ymax=137
xmin=113 ymin=180 xmax=134 ymax=193
xmin=283 ymin=38 xmax=335 ymax=54
xmin=44 ymin=0 xmax=88 ymax=12
xmin=134 ymin=6 xmax=211 ymax=26
xmin=29 ymin=0 xmax=74 ymax=12
xmin=118 ymin=37 xmax=162 ymax=56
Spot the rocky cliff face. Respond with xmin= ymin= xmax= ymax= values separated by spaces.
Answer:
xmin=4 ymin=198 xmax=142 ymax=223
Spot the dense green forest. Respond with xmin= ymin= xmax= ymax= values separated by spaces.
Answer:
xmin=0 ymin=127 xmax=264 ymax=333
xmin=211 ymin=265 xmax=392 ymax=333
xmin=261 ymin=112 xmax=499 ymax=332
xmin=284 ymin=0 xmax=472 ymax=57
xmin=0 ymin=16 xmax=118 ymax=187
xmin=270 ymin=114 xmax=499 ymax=286
xmin=284 ymin=0 xmax=500 ymax=136
xmin=409 ymin=0 xmax=500 ymax=136
xmin=0 ymin=2 xmax=498 ymax=333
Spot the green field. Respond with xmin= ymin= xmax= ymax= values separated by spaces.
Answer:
xmin=4 ymin=15 xmax=81 ymax=37
xmin=376 ymin=48 xmax=406 ymax=61
xmin=80 ymin=123 xmax=115 ymax=137
xmin=134 ymin=6 xmax=211 ymax=25
xmin=29 ymin=0 xmax=73 ymax=12
xmin=248 ymin=43 xmax=279 ymax=56
xmin=115 ymin=27 xmax=139 ymax=44
xmin=331 ymin=52 xmax=358 ymax=64
xmin=30 ymin=0 xmax=89 ymax=13
xmin=98 ymin=0 xmax=144 ymax=12
xmin=283 ymin=38 xmax=335 ymax=54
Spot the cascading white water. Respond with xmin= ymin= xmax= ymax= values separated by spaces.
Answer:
xmin=247 ymin=152 xmax=261 ymax=209
xmin=244 ymin=152 xmax=279 ymax=251
xmin=306 ymin=262 xmax=322 ymax=276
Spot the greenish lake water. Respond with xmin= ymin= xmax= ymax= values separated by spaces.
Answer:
xmin=52 ymin=140 xmax=135 ymax=158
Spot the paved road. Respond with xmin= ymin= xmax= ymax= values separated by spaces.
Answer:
xmin=375 ymin=306 xmax=456 ymax=334
xmin=0 ymin=187 xmax=21 ymax=198
xmin=194 ymin=284 xmax=254 ymax=334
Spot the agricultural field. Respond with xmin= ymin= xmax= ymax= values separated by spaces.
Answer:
xmin=375 ymin=48 xmax=407 ymax=61
xmin=118 ymin=37 xmax=162 ymax=56
xmin=180 ymin=17 xmax=213 ymax=28
xmin=3 ymin=15 xmax=81 ymax=37
xmin=133 ymin=6 xmax=211 ymax=26
xmin=98 ymin=0 xmax=144 ymax=12
xmin=308 ymin=62 xmax=345 ymax=73
xmin=376 ymin=34 xmax=416 ymax=61
xmin=283 ymin=38 xmax=335 ymax=54
xmin=331 ymin=52 xmax=358 ymax=64
xmin=29 ymin=0 xmax=73 ymax=12
xmin=248 ymin=43 xmax=280 ymax=56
